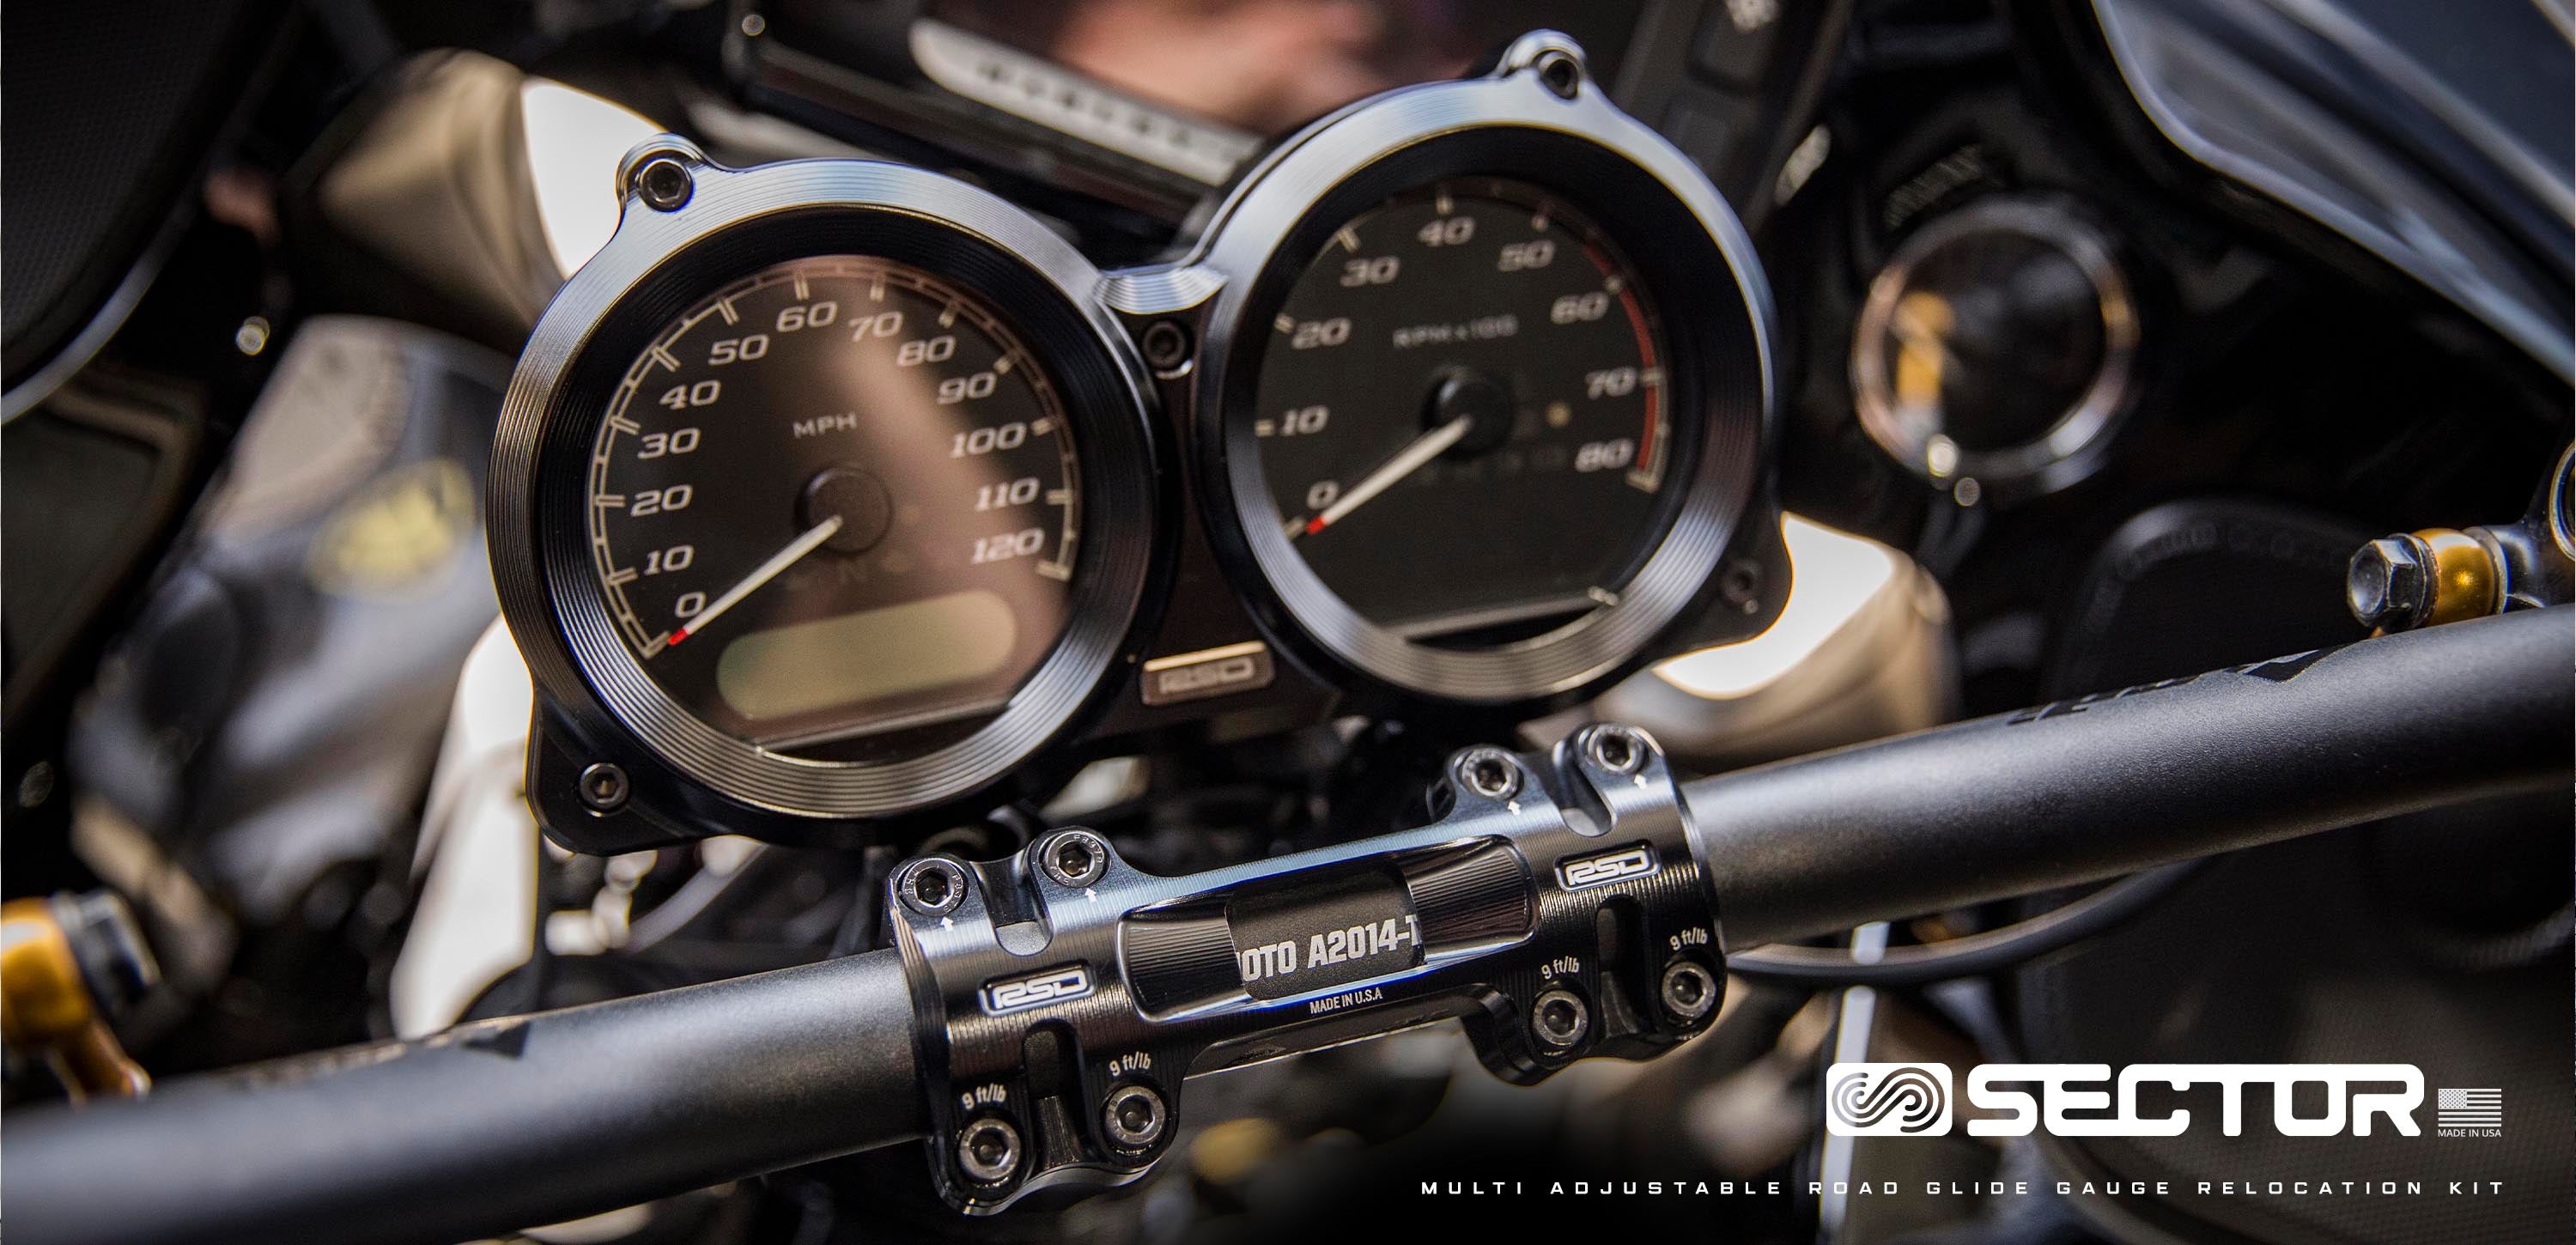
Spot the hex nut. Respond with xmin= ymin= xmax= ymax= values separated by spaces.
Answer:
xmin=2347 ymin=535 xmax=2432 ymax=632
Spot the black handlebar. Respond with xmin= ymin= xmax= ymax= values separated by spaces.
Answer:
xmin=7 ymin=609 xmax=2567 ymax=1245
xmin=1694 ymin=604 xmax=2572 ymax=945
xmin=8 ymin=948 xmax=927 ymax=1245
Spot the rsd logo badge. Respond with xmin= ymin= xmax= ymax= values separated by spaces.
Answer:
xmin=1826 ymin=1063 xmax=1953 ymax=1136
xmin=981 ymin=964 xmax=1092 ymax=1015
xmin=1556 ymin=844 xmax=1657 ymax=890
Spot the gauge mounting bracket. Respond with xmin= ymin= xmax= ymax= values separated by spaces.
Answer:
xmin=887 ymin=724 xmax=1724 ymax=1214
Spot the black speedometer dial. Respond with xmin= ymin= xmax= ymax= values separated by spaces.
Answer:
xmin=1249 ymin=179 xmax=1674 ymax=641
xmin=591 ymin=256 xmax=1078 ymax=757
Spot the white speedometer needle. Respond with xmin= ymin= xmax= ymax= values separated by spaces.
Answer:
xmin=667 ymin=516 xmax=843 ymax=646
xmin=1288 ymin=415 xmax=1473 ymax=540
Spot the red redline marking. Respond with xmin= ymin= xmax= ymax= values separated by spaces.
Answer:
xmin=1306 ymin=517 xmax=1327 ymax=535
xmin=667 ymin=629 xmax=690 ymax=647
xmin=1583 ymin=244 xmax=1662 ymax=474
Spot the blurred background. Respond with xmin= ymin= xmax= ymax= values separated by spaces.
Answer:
xmin=4 ymin=2 xmax=2569 ymax=1242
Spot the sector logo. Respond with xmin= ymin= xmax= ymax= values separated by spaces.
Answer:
xmin=1826 ymin=1062 xmax=1953 ymax=1136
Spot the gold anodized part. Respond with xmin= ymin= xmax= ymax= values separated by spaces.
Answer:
xmin=1 ymin=897 xmax=149 ymax=1101
xmin=2412 ymin=529 xmax=2503 ymax=628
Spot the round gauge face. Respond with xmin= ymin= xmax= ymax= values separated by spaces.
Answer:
xmin=1247 ymin=179 xmax=1676 ymax=643
xmin=1852 ymin=198 xmax=2136 ymax=488
xmin=587 ymin=256 xmax=1079 ymax=758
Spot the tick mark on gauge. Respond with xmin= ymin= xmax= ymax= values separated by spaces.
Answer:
xmin=716 ymin=299 xmax=739 ymax=325
xmin=594 ymin=494 xmax=628 ymax=509
xmin=1334 ymin=225 xmax=1361 ymax=252
xmin=603 ymin=567 xmax=638 ymax=586
xmin=607 ymin=416 xmax=640 ymax=434
xmin=992 ymin=355 xmax=1012 ymax=374
xmin=793 ymin=273 xmax=810 ymax=300
xmin=1274 ymin=313 xmax=1297 ymax=333
xmin=939 ymin=304 xmax=957 ymax=328
xmin=648 ymin=345 xmax=681 ymax=370
xmin=1030 ymin=416 xmax=1055 ymax=434
xmin=1434 ymin=185 xmax=1453 ymax=215
xmin=1044 ymin=489 xmax=1072 ymax=505
xmin=1036 ymin=561 xmax=1072 ymax=581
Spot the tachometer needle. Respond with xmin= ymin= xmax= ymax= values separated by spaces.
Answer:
xmin=667 ymin=515 xmax=843 ymax=646
xmin=1288 ymin=415 xmax=1473 ymax=540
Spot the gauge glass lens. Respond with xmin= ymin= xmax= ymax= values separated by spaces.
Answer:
xmin=589 ymin=256 xmax=1078 ymax=756
xmin=1249 ymin=179 xmax=1673 ymax=642
xmin=1850 ymin=199 xmax=2136 ymax=489
xmin=1870 ymin=230 xmax=2108 ymax=451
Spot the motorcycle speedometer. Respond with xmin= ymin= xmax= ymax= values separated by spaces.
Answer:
xmin=490 ymin=149 xmax=1161 ymax=846
xmin=1179 ymin=33 xmax=1777 ymax=708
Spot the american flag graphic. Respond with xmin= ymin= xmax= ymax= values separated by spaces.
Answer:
xmin=2436 ymin=1088 xmax=2502 ymax=1129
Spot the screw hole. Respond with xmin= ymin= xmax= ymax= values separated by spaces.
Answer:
xmin=1038 ymin=830 xmax=1109 ymax=887
xmin=1140 ymin=320 xmax=1192 ymax=371
xmin=1536 ymin=51 xmax=1583 ymax=99
xmin=1718 ymin=560 xmax=1764 ymax=610
xmin=1659 ymin=959 xmax=1718 ymax=1022
xmin=577 ymin=762 xmax=629 ymax=811
xmin=1531 ymin=987 xmax=1589 ymax=1049
xmin=635 ymin=156 xmax=694 ymax=211
xmin=913 ymin=869 xmax=951 ymax=908
xmin=1103 ymin=1084 xmax=1168 ymax=1149
xmin=1457 ymin=749 xmax=1520 ymax=799
xmin=957 ymin=1116 xmax=1022 ymax=1183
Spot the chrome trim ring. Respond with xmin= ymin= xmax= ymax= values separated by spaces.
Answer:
xmin=1850 ymin=196 xmax=2140 ymax=497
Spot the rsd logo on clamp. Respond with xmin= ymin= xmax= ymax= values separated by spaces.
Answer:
xmin=1557 ymin=844 xmax=1656 ymax=890
xmin=982 ymin=964 xmax=1093 ymax=1015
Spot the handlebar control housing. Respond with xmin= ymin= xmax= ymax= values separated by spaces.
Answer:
xmin=885 ymin=725 xmax=1720 ymax=1212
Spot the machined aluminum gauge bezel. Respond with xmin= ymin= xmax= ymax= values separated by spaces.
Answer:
xmin=1850 ymin=196 xmax=2140 ymax=497
xmin=490 ymin=146 xmax=1163 ymax=828
xmin=1173 ymin=31 xmax=1777 ymax=708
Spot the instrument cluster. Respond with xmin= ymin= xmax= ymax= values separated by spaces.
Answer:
xmin=490 ymin=33 xmax=1785 ymax=851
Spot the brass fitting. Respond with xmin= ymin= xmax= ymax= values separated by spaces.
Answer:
xmin=2413 ymin=529 xmax=2505 ymax=628
xmin=2349 ymin=446 xmax=2575 ymax=634
xmin=2 ymin=892 xmax=155 ymax=1102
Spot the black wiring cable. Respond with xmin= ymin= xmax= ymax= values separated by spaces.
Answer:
xmin=1722 ymin=859 xmax=2209 ymax=987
